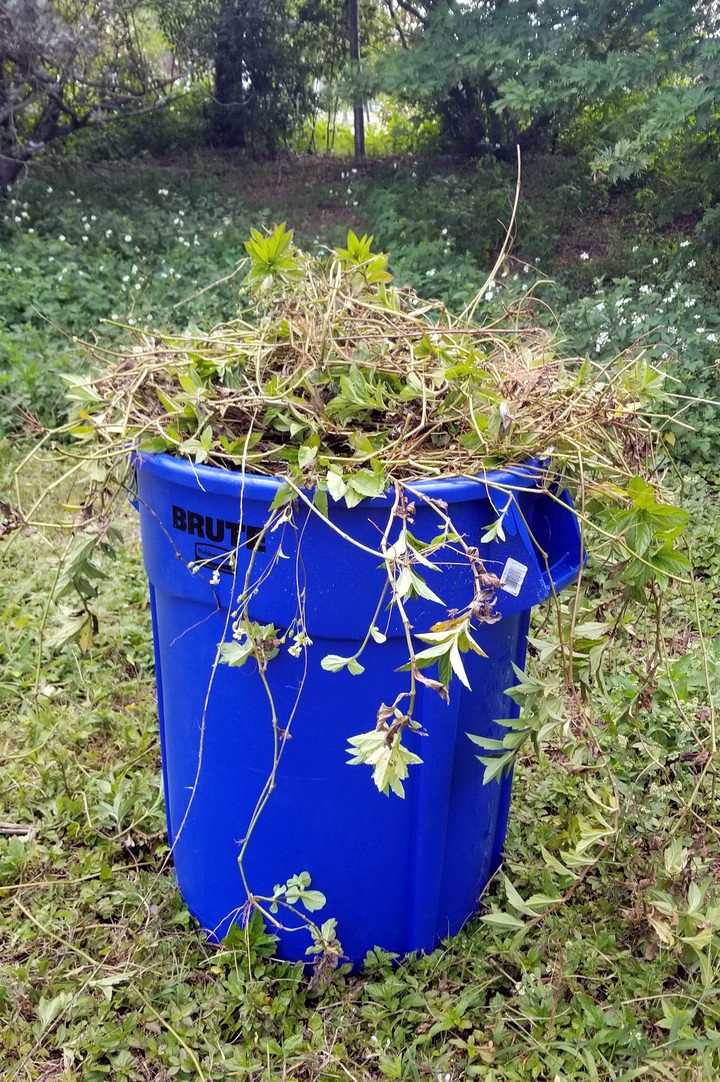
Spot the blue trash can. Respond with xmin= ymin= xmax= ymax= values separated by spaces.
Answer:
xmin=135 ymin=452 xmax=582 ymax=967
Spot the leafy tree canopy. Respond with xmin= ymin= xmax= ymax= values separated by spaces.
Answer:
xmin=370 ymin=0 xmax=720 ymax=174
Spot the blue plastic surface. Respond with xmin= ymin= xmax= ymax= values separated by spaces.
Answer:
xmin=135 ymin=453 xmax=583 ymax=967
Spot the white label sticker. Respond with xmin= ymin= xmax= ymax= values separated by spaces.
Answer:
xmin=500 ymin=557 xmax=528 ymax=597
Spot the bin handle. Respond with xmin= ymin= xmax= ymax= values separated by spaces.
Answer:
xmin=128 ymin=462 xmax=139 ymax=511
xmin=507 ymin=488 xmax=584 ymax=601
xmin=540 ymin=490 xmax=584 ymax=596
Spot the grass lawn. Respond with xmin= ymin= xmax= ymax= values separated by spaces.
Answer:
xmin=1 ymin=156 xmax=720 ymax=1080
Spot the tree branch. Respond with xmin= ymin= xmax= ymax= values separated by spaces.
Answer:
xmin=393 ymin=0 xmax=427 ymax=27
xmin=384 ymin=0 xmax=409 ymax=47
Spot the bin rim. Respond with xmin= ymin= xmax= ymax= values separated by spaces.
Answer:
xmin=133 ymin=451 xmax=549 ymax=507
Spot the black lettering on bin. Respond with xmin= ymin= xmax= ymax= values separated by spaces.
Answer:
xmin=186 ymin=511 xmax=204 ymax=537
xmin=171 ymin=504 xmax=265 ymax=552
xmin=204 ymin=516 xmax=225 ymax=542
xmin=245 ymin=525 xmax=263 ymax=549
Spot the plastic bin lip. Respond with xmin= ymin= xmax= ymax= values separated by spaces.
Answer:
xmin=134 ymin=451 xmax=549 ymax=507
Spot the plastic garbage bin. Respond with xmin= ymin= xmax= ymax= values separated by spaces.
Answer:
xmin=135 ymin=452 xmax=583 ymax=967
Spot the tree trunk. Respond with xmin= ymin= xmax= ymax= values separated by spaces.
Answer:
xmin=212 ymin=0 xmax=247 ymax=148
xmin=0 ymin=154 xmax=23 ymax=191
xmin=0 ymin=52 xmax=19 ymax=190
xmin=348 ymin=0 xmax=365 ymax=160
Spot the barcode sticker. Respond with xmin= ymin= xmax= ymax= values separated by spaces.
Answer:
xmin=500 ymin=557 xmax=528 ymax=597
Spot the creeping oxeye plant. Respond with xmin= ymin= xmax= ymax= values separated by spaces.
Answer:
xmin=15 ymin=224 xmax=691 ymax=966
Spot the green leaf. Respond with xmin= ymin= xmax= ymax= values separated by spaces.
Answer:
xmin=298 ymin=435 xmax=319 ymax=470
xmin=321 ymin=653 xmax=364 ymax=675
xmin=478 ymin=752 xmax=514 ymax=784
xmin=572 ymin=622 xmax=610 ymax=641
xmin=313 ymin=486 xmax=328 ymax=518
xmin=36 ymin=992 xmax=74 ymax=1033
xmin=326 ymin=470 xmax=347 ymax=501
xmin=138 ymin=436 xmax=171 ymax=453
xmin=449 ymin=641 xmax=471 ymax=689
xmin=525 ymin=893 xmax=561 ymax=909
xmin=541 ymin=846 xmax=577 ymax=880
xmin=219 ymin=640 xmax=253 ymax=667
xmin=480 ymin=910 xmax=525 ymax=930
xmin=281 ymin=872 xmax=327 ymax=913
xmin=298 ymin=889 xmax=326 ymax=912
xmin=244 ymin=223 xmax=300 ymax=286
xmin=346 ymin=728 xmax=422 ymax=797
xmin=481 ymin=517 xmax=506 ymax=544
xmin=347 ymin=469 xmax=386 ymax=499
xmin=270 ymin=482 xmax=295 ymax=510
xmin=503 ymin=875 xmax=539 ymax=917
xmin=321 ymin=654 xmax=348 ymax=672
xmin=466 ymin=732 xmax=506 ymax=751
xmin=408 ymin=569 xmax=445 ymax=605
